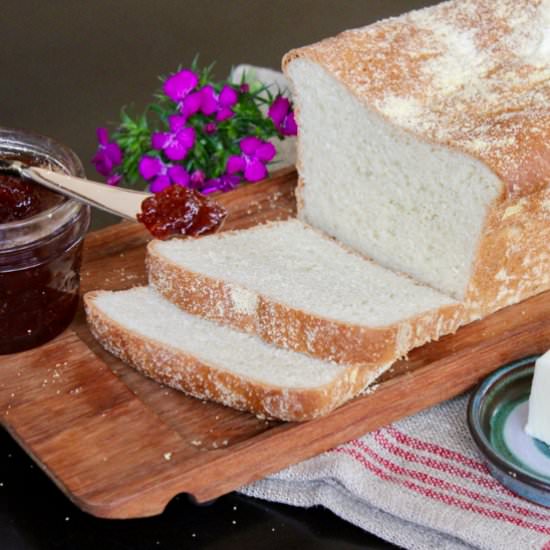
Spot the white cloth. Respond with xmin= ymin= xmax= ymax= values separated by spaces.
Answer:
xmin=242 ymin=397 xmax=550 ymax=550
xmin=229 ymin=64 xmax=296 ymax=169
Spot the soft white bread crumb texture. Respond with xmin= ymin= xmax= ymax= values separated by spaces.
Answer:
xmin=288 ymin=58 xmax=500 ymax=300
xmin=85 ymin=287 xmax=386 ymax=421
xmin=151 ymin=219 xmax=456 ymax=326
xmin=89 ymin=286 xmax=345 ymax=388
xmin=147 ymin=220 xmax=463 ymax=368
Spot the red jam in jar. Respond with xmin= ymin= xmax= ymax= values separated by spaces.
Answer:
xmin=0 ymin=171 xmax=63 ymax=223
xmin=0 ymin=129 xmax=90 ymax=354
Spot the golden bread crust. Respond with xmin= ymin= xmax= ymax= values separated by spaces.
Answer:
xmin=466 ymin=186 xmax=550 ymax=318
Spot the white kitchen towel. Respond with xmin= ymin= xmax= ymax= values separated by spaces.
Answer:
xmin=229 ymin=64 xmax=296 ymax=168
xmin=241 ymin=396 xmax=550 ymax=550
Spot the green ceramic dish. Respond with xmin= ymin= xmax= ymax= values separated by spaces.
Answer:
xmin=468 ymin=356 xmax=550 ymax=507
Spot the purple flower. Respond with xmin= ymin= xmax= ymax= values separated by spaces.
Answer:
xmin=151 ymin=115 xmax=195 ymax=161
xmin=163 ymin=69 xmax=199 ymax=104
xmin=200 ymin=85 xmax=239 ymax=121
xmin=239 ymin=83 xmax=250 ymax=93
xmin=202 ymin=174 xmax=241 ymax=194
xmin=180 ymin=90 xmax=203 ymax=119
xmin=138 ymin=155 xmax=189 ymax=193
xmin=92 ymin=127 xmax=123 ymax=178
xmin=226 ymin=136 xmax=276 ymax=182
xmin=204 ymin=121 xmax=217 ymax=135
xmin=268 ymin=96 xmax=298 ymax=136
xmin=106 ymin=174 xmax=123 ymax=186
xmin=189 ymin=169 xmax=206 ymax=189
xmin=174 ymin=84 xmax=239 ymax=122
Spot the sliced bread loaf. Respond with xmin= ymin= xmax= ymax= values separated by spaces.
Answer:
xmin=147 ymin=219 xmax=463 ymax=366
xmin=284 ymin=0 xmax=550 ymax=317
xmin=84 ymin=286 xmax=386 ymax=421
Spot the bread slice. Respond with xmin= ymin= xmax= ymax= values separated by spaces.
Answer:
xmin=147 ymin=219 xmax=463 ymax=367
xmin=283 ymin=0 xmax=550 ymax=314
xmin=84 ymin=287 xmax=387 ymax=421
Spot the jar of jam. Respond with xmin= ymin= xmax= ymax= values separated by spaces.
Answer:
xmin=0 ymin=128 xmax=90 ymax=354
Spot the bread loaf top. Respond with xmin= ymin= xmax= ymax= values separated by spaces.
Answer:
xmin=284 ymin=0 xmax=550 ymax=198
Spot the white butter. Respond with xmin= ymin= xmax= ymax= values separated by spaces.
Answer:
xmin=525 ymin=350 xmax=550 ymax=446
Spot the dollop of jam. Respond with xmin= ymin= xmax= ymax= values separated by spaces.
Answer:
xmin=138 ymin=185 xmax=227 ymax=239
xmin=0 ymin=172 xmax=63 ymax=223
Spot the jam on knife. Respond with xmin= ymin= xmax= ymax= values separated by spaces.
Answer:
xmin=138 ymin=184 xmax=227 ymax=239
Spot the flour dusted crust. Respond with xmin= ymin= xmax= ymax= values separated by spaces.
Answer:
xmin=147 ymin=236 xmax=463 ymax=367
xmin=284 ymin=0 xmax=550 ymax=317
xmin=466 ymin=185 xmax=550 ymax=319
xmin=284 ymin=0 xmax=550 ymax=197
xmin=84 ymin=291 xmax=383 ymax=422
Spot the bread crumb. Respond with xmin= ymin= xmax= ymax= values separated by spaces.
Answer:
xmin=163 ymin=452 xmax=173 ymax=461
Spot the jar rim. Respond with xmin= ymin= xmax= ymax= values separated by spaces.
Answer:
xmin=0 ymin=126 xmax=86 ymax=230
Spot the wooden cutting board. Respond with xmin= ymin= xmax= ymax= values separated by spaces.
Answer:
xmin=1 ymin=167 xmax=550 ymax=519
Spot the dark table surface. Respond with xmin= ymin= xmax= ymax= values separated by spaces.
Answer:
xmin=0 ymin=428 xmax=393 ymax=550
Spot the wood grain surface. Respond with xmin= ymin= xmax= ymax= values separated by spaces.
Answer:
xmin=1 ymin=167 xmax=549 ymax=519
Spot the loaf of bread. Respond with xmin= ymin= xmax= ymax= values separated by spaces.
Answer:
xmin=87 ymin=0 xmax=550 ymax=421
xmin=283 ymin=0 xmax=550 ymax=319
xmin=147 ymin=219 xmax=462 ymax=366
xmin=85 ymin=287 xmax=386 ymax=421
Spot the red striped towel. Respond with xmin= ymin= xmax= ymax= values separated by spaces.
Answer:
xmin=241 ymin=396 xmax=550 ymax=550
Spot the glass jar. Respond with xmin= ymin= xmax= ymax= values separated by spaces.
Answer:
xmin=0 ymin=128 xmax=90 ymax=354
